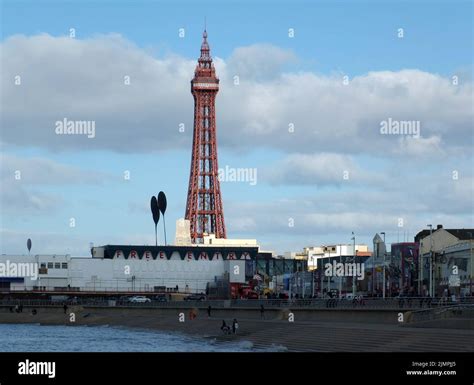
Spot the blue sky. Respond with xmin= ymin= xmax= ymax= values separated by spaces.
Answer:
xmin=1 ymin=0 xmax=473 ymax=256
xmin=2 ymin=0 xmax=472 ymax=75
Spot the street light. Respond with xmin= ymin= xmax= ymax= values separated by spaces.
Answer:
xmin=339 ymin=250 xmax=342 ymax=299
xmin=427 ymin=224 xmax=433 ymax=297
xmin=380 ymin=232 xmax=386 ymax=297
xmin=419 ymin=240 xmax=423 ymax=296
xmin=372 ymin=238 xmax=376 ymax=296
xmin=351 ymin=232 xmax=356 ymax=297
xmin=327 ymin=247 xmax=331 ymax=295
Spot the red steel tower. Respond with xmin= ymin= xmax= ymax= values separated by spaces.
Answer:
xmin=185 ymin=29 xmax=226 ymax=243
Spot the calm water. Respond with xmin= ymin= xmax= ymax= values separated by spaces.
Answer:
xmin=0 ymin=324 xmax=266 ymax=352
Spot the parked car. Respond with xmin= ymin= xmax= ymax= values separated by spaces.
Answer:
xmin=128 ymin=296 xmax=151 ymax=303
xmin=184 ymin=293 xmax=206 ymax=301
xmin=154 ymin=294 xmax=168 ymax=302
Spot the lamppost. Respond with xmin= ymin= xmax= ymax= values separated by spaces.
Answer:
xmin=327 ymin=248 xmax=331 ymax=295
xmin=419 ymin=240 xmax=423 ymax=296
xmin=427 ymin=224 xmax=433 ymax=297
xmin=339 ymin=251 xmax=342 ymax=299
xmin=381 ymin=232 xmax=386 ymax=297
xmin=470 ymin=242 xmax=473 ymax=297
xmin=372 ymin=238 xmax=376 ymax=296
xmin=351 ymin=232 xmax=356 ymax=297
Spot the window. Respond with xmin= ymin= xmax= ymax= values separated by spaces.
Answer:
xmin=54 ymin=263 xmax=60 ymax=269
xmin=47 ymin=262 xmax=53 ymax=269
xmin=61 ymin=263 xmax=68 ymax=269
xmin=41 ymin=263 xmax=46 ymax=268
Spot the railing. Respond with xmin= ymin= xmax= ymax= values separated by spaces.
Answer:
xmin=405 ymin=304 xmax=474 ymax=323
xmin=9 ymin=287 xmax=182 ymax=293
xmin=1 ymin=297 xmax=472 ymax=310
xmin=228 ymin=297 xmax=474 ymax=309
xmin=0 ymin=298 xmax=226 ymax=308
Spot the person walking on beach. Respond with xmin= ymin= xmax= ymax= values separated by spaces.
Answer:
xmin=260 ymin=304 xmax=265 ymax=320
xmin=207 ymin=305 xmax=212 ymax=318
xmin=221 ymin=320 xmax=230 ymax=334
xmin=232 ymin=319 xmax=239 ymax=334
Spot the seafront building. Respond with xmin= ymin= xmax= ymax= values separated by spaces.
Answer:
xmin=1 ymin=224 xmax=472 ymax=299
xmin=415 ymin=225 xmax=473 ymax=297
xmin=0 ymin=219 xmax=307 ymax=295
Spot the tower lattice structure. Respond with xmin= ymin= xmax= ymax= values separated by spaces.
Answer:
xmin=185 ymin=30 xmax=226 ymax=243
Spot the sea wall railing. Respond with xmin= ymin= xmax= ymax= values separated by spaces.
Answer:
xmin=1 ymin=297 xmax=473 ymax=310
xmin=404 ymin=304 xmax=474 ymax=323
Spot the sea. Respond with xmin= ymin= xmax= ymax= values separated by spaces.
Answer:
xmin=0 ymin=324 xmax=278 ymax=352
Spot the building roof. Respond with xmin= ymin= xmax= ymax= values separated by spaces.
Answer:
xmin=444 ymin=229 xmax=474 ymax=240
xmin=414 ymin=228 xmax=474 ymax=243
xmin=94 ymin=244 xmax=271 ymax=260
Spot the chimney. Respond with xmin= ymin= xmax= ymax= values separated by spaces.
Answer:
xmin=437 ymin=224 xmax=443 ymax=230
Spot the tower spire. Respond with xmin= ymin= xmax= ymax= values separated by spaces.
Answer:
xmin=200 ymin=27 xmax=210 ymax=61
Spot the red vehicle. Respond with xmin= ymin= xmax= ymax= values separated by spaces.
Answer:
xmin=241 ymin=287 xmax=259 ymax=299
xmin=231 ymin=283 xmax=259 ymax=299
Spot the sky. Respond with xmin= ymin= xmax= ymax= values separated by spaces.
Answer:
xmin=0 ymin=0 xmax=473 ymax=256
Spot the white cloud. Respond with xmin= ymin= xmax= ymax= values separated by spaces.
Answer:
xmin=225 ymin=184 xmax=474 ymax=242
xmin=1 ymin=34 xmax=472 ymax=159
xmin=394 ymin=135 xmax=444 ymax=157
xmin=0 ymin=154 xmax=112 ymax=214
xmin=262 ymin=152 xmax=386 ymax=186
xmin=0 ymin=154 xmax=110 ymax=185
xmin=225 ymin=44 xmax=296 ymax=81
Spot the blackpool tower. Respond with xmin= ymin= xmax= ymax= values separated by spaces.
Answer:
xmin=185 ymin=29 xmax=226 ymax=243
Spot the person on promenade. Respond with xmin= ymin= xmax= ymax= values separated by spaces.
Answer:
xmin=63 ymin=303 xmax=68 ymax=314
xmin=207 ymin=305 xmax=212 ymax=318
xmin=232 ymin=319 xmax=239 ymax=334
xmin=260 ymin=304 xmax=265 ymax=320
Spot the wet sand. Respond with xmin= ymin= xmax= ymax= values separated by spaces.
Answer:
xmin=0 ymin=306 xmax=472 ymax=352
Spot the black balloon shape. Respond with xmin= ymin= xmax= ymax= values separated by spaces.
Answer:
xmin=150 ymin=196 xmax=160 ymax=225
xmin=158 ymin=191 xmax=167 ymax=215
